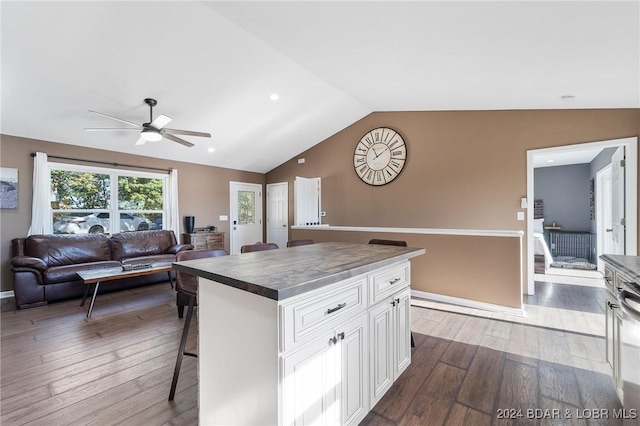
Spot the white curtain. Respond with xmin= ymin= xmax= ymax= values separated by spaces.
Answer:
xmin=167 ymin=168 xmax=180 ymax=237
xmin=28 ymin=152 xmax=52 ymax=236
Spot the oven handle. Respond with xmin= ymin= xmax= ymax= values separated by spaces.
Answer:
xmin=618 ymin=290 xmax=640 ymax=322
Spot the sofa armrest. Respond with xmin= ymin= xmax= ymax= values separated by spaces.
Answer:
xmin=11 ymin=255 xmax=47 ymax=271
xmin=166 ymin=244 xmax=193 ymax=255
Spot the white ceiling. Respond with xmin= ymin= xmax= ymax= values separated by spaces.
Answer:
xmin=2 ymin=1 xmax=638 ymax=173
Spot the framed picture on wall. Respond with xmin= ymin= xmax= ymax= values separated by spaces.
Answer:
xmin=0 ymin=167 xmax=18 ymax=209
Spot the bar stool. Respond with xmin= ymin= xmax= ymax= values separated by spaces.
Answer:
xmin=368 ymin=238 xmax=416 ymax=348
xmin=240 ymin=242 xmax=279 ymax=253
xmin=169 ymin=248 xmax=228 ymax=401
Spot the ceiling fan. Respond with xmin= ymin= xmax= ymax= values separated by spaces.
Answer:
xmin=85 ymin=98 xmax=211 ymax=147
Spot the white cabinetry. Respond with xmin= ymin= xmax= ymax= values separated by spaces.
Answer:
xmin=603 ymin=262 xmax=624 ymax=402
xmin=369 ymin=286 xmax=411 ymax=406
xmin=198 ymin=259 xmax=412 ymax=425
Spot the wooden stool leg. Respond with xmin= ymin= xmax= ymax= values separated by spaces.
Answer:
xmin=169 ymin=295 xmax=195 ymax=401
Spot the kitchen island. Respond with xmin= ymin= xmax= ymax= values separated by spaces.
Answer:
xmin=173 ymin=242 xmax=426 ymax=425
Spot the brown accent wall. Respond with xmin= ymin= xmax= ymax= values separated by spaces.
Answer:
xmin=268 ymin=109 xmax=640 ymax=307
xmin=0 ymin=135 xmax=264 ymax=292
xmin=291 ymin=229 xmax=522 ymax=309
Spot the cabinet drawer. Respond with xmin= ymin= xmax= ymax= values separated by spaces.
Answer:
xmin=369 ymin=261 xmax=410 ymax=305
xmin=280 ymin=277 xmax=367 ymax=352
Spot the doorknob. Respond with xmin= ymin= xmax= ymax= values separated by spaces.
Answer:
xmin=606 ymin=228 xmax=613 ymax=232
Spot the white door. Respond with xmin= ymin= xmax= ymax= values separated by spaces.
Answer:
xmin=229 ymin=182 xmax=263 ymax=255
xmin=266 ymin=182 xmax=288 ymax=249
xmin=611 ymin=147 xmax=626 ymax=255
xmin=596 ymin=164 xmax=613 ymax=270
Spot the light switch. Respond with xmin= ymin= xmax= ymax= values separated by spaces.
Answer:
xmin=219 ymin=215 xmax=228 ymax=221
xmin=517 ymin=212 xmax=525 ymax=221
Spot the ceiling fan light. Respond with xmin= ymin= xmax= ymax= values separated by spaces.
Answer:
xmin=140 ymin=128 xmax=162 ymax=142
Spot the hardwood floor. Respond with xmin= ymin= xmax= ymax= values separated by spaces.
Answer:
xmin=364 ymin=277 xmax=620 ymax=426
xmin=1 ymin=277 xmax=619 ymax=425
xmin=1 ymin=283 xmax=198 ymax=425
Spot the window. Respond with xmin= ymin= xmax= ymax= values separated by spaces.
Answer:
xmin=50 ymin=163 xmax=167 ymax=235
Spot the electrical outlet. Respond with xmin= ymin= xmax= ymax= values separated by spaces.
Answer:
xmin=517 ymin=212 xmax=525 ymax=221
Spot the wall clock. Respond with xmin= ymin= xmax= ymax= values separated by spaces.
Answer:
xmin=353 ymin=127 xmax=407 ymax=186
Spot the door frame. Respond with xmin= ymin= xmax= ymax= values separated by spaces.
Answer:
xmin=526 ymin=137 xmax=637 ymax=295
xmin=229 ymin=181 xmax=263 ymax=255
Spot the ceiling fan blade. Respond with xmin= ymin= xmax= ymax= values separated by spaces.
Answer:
xmin=135 ymin=136 xmax=147 ymax=146
xmin=162 ymin=128 xmax=211 ymax=138
xmin=150 ymin=114 xmax=172 ymax=130
xmin=84 ymin=127 xmax=142 ymax=131
xmin=163 ymin=133 xmax=194 ymax=147
xmin=88 ymin=110 xmax=141 ymax=127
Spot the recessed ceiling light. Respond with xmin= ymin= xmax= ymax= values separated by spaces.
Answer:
xmin=547 ymin=159 xmax=555 ymax=163
xmin=207 ymin=147 xmax=215 ymax=153
xmin=269 ymin=93 xmax=279 ymax=101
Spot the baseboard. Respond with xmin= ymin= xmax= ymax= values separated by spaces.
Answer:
xmin=411 ymin=289 xmax=525 ymax=317
xmin=1 ymin=290 xmax=15 ymax=299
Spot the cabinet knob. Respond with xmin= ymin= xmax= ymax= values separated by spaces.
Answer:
xmin=329 ymin=336 xmax=337 ymax=345
xmin=337 ymin=332 xmax=345 ymax=341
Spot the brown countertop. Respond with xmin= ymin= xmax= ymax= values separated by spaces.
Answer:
xmin=173 ymin=242 xmax=426 ymax=301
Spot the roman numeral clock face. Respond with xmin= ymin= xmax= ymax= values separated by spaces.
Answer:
xmin=353 ymin=127 xmax=407 ymax=186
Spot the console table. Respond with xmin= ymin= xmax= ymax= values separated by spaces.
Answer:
xmin=181 ymin=231 xmax=224 ymax=250
xmin=173 ymin=242 xmax=425 ymax=425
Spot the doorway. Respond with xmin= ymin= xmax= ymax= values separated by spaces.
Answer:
xmin=266 ymin=182 xmax=288 ymax=249
xmin=229 ymin=182 xmax=263 ymax=255
xmin=526 ymin=137 xmax=638 ymax=295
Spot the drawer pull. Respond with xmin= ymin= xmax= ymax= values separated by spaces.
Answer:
xmin=389 ymin=278 xmax=402 ymax=285
xmin=329 ymin=336 xmax=337 ymax=345
xmin=326 ymin=303 xmax=346 ymax=315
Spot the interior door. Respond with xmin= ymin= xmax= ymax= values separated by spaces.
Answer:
xmin=266 ymin=182 xmax=288 ymax=249
xmin=229 ymin=182 xmax=263 ymax=254
xmin=611 ymin=147 xmax=626 ymax=255
xmin=597 ymin=164 xmax=613 ymax=270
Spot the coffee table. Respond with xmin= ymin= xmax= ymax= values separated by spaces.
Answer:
xmin=77 ymin=264 xmax=174 ymax=318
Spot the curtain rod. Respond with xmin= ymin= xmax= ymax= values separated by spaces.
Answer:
xmin=31 ymin=153 xmax=171 ymax=173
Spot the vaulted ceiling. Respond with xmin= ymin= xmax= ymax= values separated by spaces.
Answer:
xmin=2 ymin=1 xmax=638 ymax=173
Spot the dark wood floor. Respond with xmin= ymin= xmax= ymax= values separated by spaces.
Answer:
xmin=1 ymin=279 xmax=620 ymax=425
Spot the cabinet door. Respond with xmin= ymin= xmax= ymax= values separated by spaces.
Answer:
xmin=393 ymin=287 xmax=412 ymax=379
xmin=614 ymin=311 xmax=623 ymax=400
xmin=282 ymin=331 xmax=340 ymax=425
xmin=605 ymin=294 xmax=615 ymax=373
xmin=337 ymin=313 xmax=368 ymax=426
xmin=369 ymin=298 xmax=394 ymax=407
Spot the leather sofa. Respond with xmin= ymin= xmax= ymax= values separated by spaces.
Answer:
xmin=11 ymin=230 xmax=192 ymax=309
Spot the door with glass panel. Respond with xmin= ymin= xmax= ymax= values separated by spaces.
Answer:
xmin=230 ymin=182 xmax=263 ymax=254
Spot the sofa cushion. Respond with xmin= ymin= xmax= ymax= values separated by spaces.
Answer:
xmin=25 ymin=234 xmax=112 ymax=267
xmin=110 ymin=230 xmax=176 ymax=261
xmin=43 ymin=261 xmax=122 ymax=284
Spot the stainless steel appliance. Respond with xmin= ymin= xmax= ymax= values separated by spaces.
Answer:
xmin=619 ymin=281 xmax=640 ymax=425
